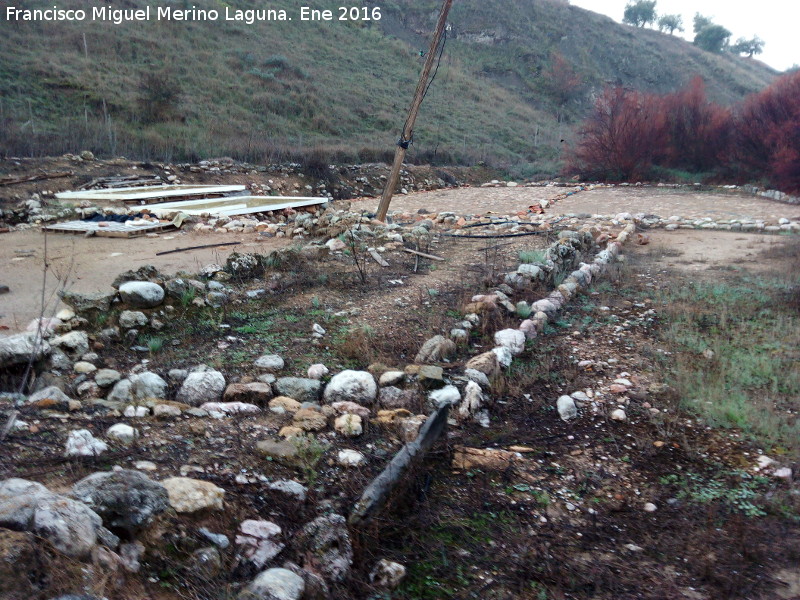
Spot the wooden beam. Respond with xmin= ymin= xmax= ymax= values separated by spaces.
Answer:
xmin=375 ymin=0 xmax=454 ymax=222
xmin=403 ymin=247 xmax=445 ymax=261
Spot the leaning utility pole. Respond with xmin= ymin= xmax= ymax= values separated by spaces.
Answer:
xmin=375 ymin=0 xmax=454 ymax=222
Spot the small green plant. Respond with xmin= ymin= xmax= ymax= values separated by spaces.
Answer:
xmin=293 ymin=434 xmax=329 ymax=487
xmin=519 ymin=248 xmax=546 ymax=264
xmin=660 ymin=469 xmax=769 ymax=517
xmin=180 ymin=287 xmax=196 ymax=307
xmin=311 ymin=295 xmax=321 ymax=309
xmin=144 ymin=336 xmax=164 ymax=354
xmin=516 ymin=302 xmax=533 ymax=318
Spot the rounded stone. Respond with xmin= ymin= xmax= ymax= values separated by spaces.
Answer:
xmin=119 ymin=281 xmax=165 ymax=309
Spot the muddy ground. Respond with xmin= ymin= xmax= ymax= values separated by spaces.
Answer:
xmin=1 ymin=158 xmax=799 ymax=600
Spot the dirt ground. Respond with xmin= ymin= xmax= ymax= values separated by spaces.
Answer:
xmin=2 ymin=185 xmax=797 ymax=332
xmin=0 ymin=229 xmax=285 ymax=332
xmin=1 ymin=172 xmax=799 ymax=599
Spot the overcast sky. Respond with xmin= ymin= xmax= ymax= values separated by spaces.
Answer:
xmin=568 ymin=0 xmax=798 ymax=72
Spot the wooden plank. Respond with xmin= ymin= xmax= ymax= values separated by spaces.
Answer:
xmin=402 ymin=247 xmax=445 ymax=261
xmin=369 ymin=249 xmax=390 ymax=267
xmin=43 ymin=220 xmax=174 ymax=238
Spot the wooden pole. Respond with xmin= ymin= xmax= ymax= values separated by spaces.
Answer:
xmin=375 ymin=0 xmax=453 ymax=222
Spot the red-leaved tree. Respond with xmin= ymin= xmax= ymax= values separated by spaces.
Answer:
xmin=567 ymin=87 xmax=666 ymax=181
xmin=661 ymin=76 xmax=732 ymax=172
xmin=734 ymin=71 xmax=800 ymax=194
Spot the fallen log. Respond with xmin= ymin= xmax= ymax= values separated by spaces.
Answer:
xmin=0 ymin=171 xmax=73 ymax=186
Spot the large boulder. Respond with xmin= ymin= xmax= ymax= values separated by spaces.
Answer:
xmin=274 ymin=377 xmax=321 ymax=404
xmin=0 ymin=332 xmax=50 ymax=368
xmin=176 ymin=367 xmax=226 ymax=406
xmin=322 ymin=370 xmax=377 ymax=405
xmin=0 ymin=478 xmax=110 ymax=558
xmin=118 ymin=281 xmax=165 ymax=308
xmin=71 ymin=469 xmax=169 ymax=533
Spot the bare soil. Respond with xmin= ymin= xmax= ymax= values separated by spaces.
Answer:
xmin=1 ymin=162 xmax=799 ymax=600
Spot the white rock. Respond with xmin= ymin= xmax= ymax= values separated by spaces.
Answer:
xmin=95 ymin=368 xmax=121 ymax=388
xmin=312 ymin=323 xmax=326 ymax=335
xmin=610 ymin=408 xmax=627 ymax=421
xmin=124 ymin=405 xmax=149 ymax=418
xmin=254 ymin=354 xmax=285 ymax=371
xmin=73 ymin=361 xmax=96 ymax=374
xmin=494 ymin=329 xmax=526 ymax=356
xmin=119 ymin=310 xmax=148 ymax=329
xmin=517 ymin=264 xmax=542 ymax=278
xmin=334 ymin=414 xmax=363 ymax=437
xmin=613 ymin=378 xmax=633 ymax=387
xmin=771 ymin=467 xmax=792 ymax=480
xmin=106 ymin=423 xmax=138 ymax=445
xmin=65 ymin=429 xmax=108 ymax=457
xmin=134 ymin=461 xmax=158 ymax=471
xmin=119 ymin=281 xmax=165 ymax=308
xmin=236 ymin=520 xmax=285 ymax=568
xmin=378 ymin=371 xmax=405 ymax=387
xmin=557 ymin=396 xmax=578 ymax=421
xmin=370 ymin=559 xmax=407 ymax=589
xmin=307 ymin=363 xmax=329 ymax=379
xmin=428 ymin=385 xmax=461 ymax=408
xmin=492 ymin=346 xmax=513 ymax=368
xmin=51 ymin=330 xmax=89 ymax=358
xmin=176 ymin=368 xmax=226 ymax=406
xmin=643 ymin=502 xmax=657 ymax=512
xmin=464 ymin=368 xmax=491 ymax=389
xmin=570 ymin=391 xmax=591 ymax=404
xmin=267 ymin=480 xmax=307 ymax=501
xmin=458 ymin=381 xmax=483 ymax=419
xmin=200 ymin=402 xmax=261 ymax=415
xmin=153 ymin=404 xmax=182 ymax=418
xmin=337 ymin=449 xmax=366 ymax=467
xmin=131 ymin=371 xmax=168 ymax=401
xmin=323 ymin=370 xmax=377 ymax=405
xmin=244 ymin=568 xmax=305 ymax=600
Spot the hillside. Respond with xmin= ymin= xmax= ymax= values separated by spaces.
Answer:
xmin=0 ymin=0 xmax=777 ymax=175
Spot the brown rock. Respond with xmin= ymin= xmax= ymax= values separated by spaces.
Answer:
xmin=293 ymin=408 xmax=327 ymax=431
xmin=223 ymin=382 xmax=273 ymax=404
xmin=269 ymin=396 xmax=302 ymax=414
xmin=465 ymin=351 xmax=500 ymax=377
xmin=452 ymin=446 xmax=522 ymax=470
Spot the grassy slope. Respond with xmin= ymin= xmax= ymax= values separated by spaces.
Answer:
xmin=0 ymin=0 xmax=777 ymax=173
